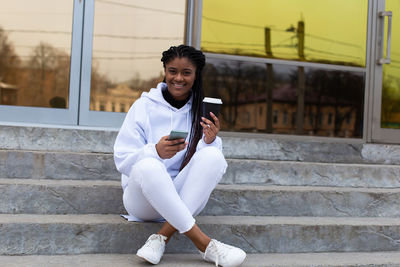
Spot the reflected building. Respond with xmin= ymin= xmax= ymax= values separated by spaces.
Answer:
xmin=90 ymin=83 xmax=141 ymax=113
xmin=225 ymin=83 xmax=357 ymax=137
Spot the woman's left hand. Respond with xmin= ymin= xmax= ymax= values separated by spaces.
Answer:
xmin=200 ymin=112 xmax=220 ymax=144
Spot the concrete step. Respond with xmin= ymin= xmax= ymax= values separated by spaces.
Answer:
xmin=204 ymin=185 xmax=400 ymax=217
xmin=224 ymin=159 xmax=400 ymax=187
xmin=3 ymin=179 xmax=400 ymax=217
xmin=2 ymin=124 xmax=400 ymax=165
xmin=0 ymin=179 xmax=124 ymax=214
xmin=2 ymin=252 xmax=400 ymax=267
xmin=2 ymin=214 xmax=400 ymax=255
xmin=0 ymin=150 xmax=117 ymax=181
xmin=2 ymin=149 xmax=400 ymax=188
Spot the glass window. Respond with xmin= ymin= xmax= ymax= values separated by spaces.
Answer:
xmin=328 ymin=113 xmax=333 ymax=125
xmin=292 ymin=112 xmax=297 ymax=126
xmin=283 ymin=110 xmax=288 ymax=125
xmin=309 ymin=113 xmax=314 ymax=125
xmin=90 ymin=0 xmax=186 ymax=112
xmin=202 ymin=0 xmax=367 ymax=67
xmin=273 ymin=110 xmax=279 ymax=124
xmin=203 ymin=56 xmax=364 ymax=137
xmin=0 ymin=0 xmax=73 ymax=108
xmin=120 ymin=103 xmax=126 ymax=113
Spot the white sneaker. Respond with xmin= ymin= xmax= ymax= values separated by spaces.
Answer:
xmin=136 ymin=234 xmax=167 ymax=264
xmin=200 ymin=239 xmax=246 ymax=267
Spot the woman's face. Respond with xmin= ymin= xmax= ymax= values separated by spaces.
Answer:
xmin=164 ymin=57 xmax=196 ymax=101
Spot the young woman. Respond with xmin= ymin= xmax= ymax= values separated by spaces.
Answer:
xmin=114 ymin=45 xmax=246 ymax=267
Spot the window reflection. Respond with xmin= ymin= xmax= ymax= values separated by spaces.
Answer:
xmin=202 ymin=0 xmax=367 ymax=67
xmin=204 ymin=57 xmax=364 ymax=138
xmin=0 ymin=0 xmax=72 ymax=108
xmin=90 ymin=0 xmax=186 ymax=112
xmin=381 ymin=0 xmax=400 ymax=129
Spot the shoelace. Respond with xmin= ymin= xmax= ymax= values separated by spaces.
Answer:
xmin=206 ymin=240 xmax=231 ymax=267
xmin=145 ymin=234 xmax=165 ymax=252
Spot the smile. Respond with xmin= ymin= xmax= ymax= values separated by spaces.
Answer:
xmin=173 ymin=83 xmax=185 ymax=88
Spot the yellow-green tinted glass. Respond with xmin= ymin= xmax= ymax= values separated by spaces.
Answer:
xmin=201 ymin=0 xmax=367 ymax=67
xmin=381 ymin=0 xmax=400 ymax=128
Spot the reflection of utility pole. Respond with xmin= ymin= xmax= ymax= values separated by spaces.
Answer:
xmin=264 ymin=27 xmax=273 ymax=133
xmin=297 ymin=21 xmax=305 ymax=60
xmin=264 ymin=27 xmax=273 ymax=57
xmin=296 ymin=21 xmax=305 ymax=134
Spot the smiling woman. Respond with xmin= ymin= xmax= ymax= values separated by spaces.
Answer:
xmin=164 ymin=57 xmax=196 ymax=101
xmin=114 ymin=44 xmax=246 ymax=266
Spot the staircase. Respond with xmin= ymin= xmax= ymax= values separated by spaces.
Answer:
xmin=1 ymin=125 xmax=400 ymax=266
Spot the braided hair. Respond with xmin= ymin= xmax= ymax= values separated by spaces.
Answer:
xmin=161 ymin=45 xmax=205 ymax=170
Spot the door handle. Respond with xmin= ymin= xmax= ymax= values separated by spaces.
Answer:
xmin=378 ymin=11 xmax=392 ymax=64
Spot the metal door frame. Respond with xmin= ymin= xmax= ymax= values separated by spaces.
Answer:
xmin=369 ymin=0 xmax=400 ymax=143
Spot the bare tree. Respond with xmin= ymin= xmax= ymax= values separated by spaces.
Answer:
xmin=0 ymin=27 xmax=21 ymax=84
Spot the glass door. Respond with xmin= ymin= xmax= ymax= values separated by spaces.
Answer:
xmin=371 ymin=0 xmax=400 ymax=143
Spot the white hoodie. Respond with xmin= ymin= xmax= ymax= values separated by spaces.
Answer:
xmin=114 ymin=82 xmax=222 ymax=191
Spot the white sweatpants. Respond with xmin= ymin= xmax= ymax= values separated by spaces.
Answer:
xmin=122 ymin=146 xmax=227 ymax=233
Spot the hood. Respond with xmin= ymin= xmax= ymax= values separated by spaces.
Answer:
xmin=141 ymin=82 xmax=192 ymax=134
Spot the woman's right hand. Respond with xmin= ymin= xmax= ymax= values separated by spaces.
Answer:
xmin=156 ymin=135 xmax=187 ymax=159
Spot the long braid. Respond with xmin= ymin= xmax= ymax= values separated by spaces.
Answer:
xmin=161 ymin=45 xmax=205 ymax=170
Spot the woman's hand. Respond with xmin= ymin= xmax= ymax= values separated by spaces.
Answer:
xmin=156 ymin=135 xmax=187 ymax=159
xmin=200 ymin=112 xmax=220 ymax=144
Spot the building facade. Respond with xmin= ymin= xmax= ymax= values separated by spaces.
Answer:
xmin=0 ymin=0 xmax=398 ymax=143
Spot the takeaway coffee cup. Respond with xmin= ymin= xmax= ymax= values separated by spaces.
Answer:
xmin=202 ymin=97 xmax=222 ymax=123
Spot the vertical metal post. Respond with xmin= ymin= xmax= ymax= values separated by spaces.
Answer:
xmin=187 ymin=0 xmax=203 ymax=49
xmin=185 ymin=0 xmax=194 ymax=46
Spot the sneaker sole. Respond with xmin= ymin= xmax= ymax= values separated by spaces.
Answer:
xmin=136 ymin=253 xmax=159 ymax=265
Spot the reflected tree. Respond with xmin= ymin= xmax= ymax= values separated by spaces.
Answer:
xmin=26 ymin=42 xmax=70 ymax=107
xmin=307 ymin=69 xmax=364 ymax=137
xmin=0 ymin=27 xmax=21 ymax=85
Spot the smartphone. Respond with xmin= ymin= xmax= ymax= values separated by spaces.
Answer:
xmin=168 ymin=130 xmax=188 ymax=145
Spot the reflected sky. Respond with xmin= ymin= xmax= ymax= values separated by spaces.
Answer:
xmin=202 ymin=0 xmax=369 ymax=66
xmin=0 ymin=0 xmax=72 ymax=58
xmin=0 ymin=0 xmax=185 ymax=83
